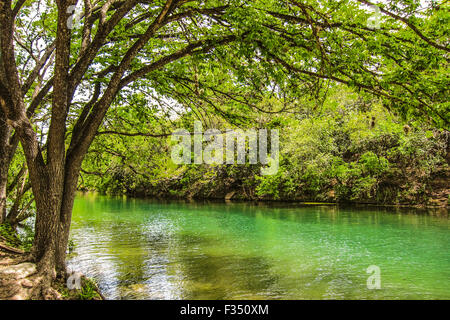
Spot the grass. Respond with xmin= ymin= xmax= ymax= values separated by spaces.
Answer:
xmin=79 ymin=278 xmax=101 ymax=300
xmin=0 ymin=222 xmax=32 ymax=251
xmin=57 ymin=276 xmax=102 ymax=300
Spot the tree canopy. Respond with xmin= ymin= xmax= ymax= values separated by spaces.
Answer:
xmin=0 ymin=0 xmax=448 ymax=296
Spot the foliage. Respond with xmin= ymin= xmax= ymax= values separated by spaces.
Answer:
xmin=5 ymin=145 xmax=35 ymax=225
xmin=78 ymin=278 xmax=101 ymax=300
xmin=1 ymin=0 xmax=449 ymax=272
xmin=68 ymin=239 xmax=76 ymax=254
xmin=0 ymin=223 xmax=22 ymax=248
xmin=81 ymin=85 xmax=448 ymax=206
xmin=0 ymin=222 xmax=33 ymax=251
xmin=57 ymin=276 xmax=101 ymax=300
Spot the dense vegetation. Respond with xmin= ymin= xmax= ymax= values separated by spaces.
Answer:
xmin=0 ymin=0 xmax=448 ymax=298
xmin=81 ymin=86 xmax=449 ymax=206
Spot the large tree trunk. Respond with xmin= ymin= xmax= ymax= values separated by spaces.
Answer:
xmin=32 ymin=166 xmax=81 ymax=276
xmin=55 ymin=172 xmax=80 ymax=273
xmin=0 ymin=1 xmax=73 ymax=292
xmin=28 ymin=164 xmax=58 ymax=269
xmin=37 ymin=0 xmax=73 ymax=276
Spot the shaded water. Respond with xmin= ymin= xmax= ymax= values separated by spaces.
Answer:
xmin=68 ymin=193 xmax=449 ymax=299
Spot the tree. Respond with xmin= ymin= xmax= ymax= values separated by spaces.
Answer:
xmin=0 ymin=0 xmax=267 ymax=292
xmin=0 ymin=0 xmax=447 ymax=296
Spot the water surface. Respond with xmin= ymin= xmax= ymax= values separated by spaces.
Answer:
xmin=68 ymin=193 xmax=449 ymax=299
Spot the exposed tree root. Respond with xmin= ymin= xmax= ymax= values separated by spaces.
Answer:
xmin=0 ymin=242 xmax=103 ymax=300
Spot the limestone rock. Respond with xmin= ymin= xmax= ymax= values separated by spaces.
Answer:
xmin=0 ymin=263 xmax=37 ymax=280
xmin=20 ymin=279 xmax=34 ymax=288
xmin=225 ymin=191 xmax=235 ymax=200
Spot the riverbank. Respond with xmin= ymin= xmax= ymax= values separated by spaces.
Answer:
xmin=80 ymin=105 xmax=450 ymax=209
xmin=121 ymin=160 xmax=449 ymax=208
xmin=81 ymin=180 xmax=450 ymax=209
xmin=81 ymin=154 xmax=450 ymax=209
xmin=81 ymin=191 xmax=450 ymax=212
xmin=0 ymin=229 xmax=103 ymax=300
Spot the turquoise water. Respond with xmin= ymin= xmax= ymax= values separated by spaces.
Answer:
xmin=68 ymin=193 xmax=450 ymax=300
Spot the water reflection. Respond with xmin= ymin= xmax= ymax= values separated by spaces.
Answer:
xmin=67 ymin=193 xmax=450 ymax=299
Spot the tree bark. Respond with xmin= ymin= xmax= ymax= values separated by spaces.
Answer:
xmin=0 ymin=100 xmax=12 ymax=224
xmin=55 ymin=170 xmax=80 ymax=273
xmin=6 ymin=168 xmax=31 ymax=228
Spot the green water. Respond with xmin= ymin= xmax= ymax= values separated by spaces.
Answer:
xmin=68 ymin=193 xmax=450 ymax=300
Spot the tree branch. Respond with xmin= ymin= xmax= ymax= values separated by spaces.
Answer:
xmin=356 ymin=0 xmax=449 ymax=52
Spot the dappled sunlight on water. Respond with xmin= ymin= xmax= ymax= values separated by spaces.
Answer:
xmin=67 ymin=193 xmax=449 ymax=300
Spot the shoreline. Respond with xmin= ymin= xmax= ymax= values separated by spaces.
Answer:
xmin=76 ymin=190 xmax=450 ymax=211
